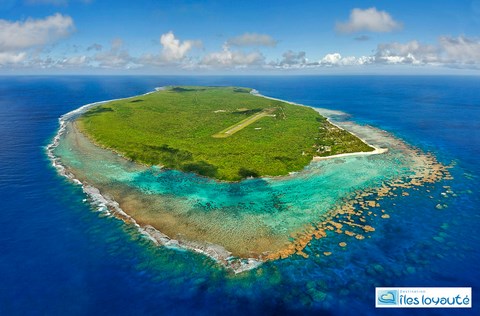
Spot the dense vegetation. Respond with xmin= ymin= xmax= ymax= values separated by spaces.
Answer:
xmin=77 ymin=86 xmax=373 ymax=181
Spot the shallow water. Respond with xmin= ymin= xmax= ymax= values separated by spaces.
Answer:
xmin=1 ymin=76 xmax=479 ymax=315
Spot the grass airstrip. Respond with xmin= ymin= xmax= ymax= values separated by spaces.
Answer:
xmin=77 ymin=86 xmax=373 ymax=181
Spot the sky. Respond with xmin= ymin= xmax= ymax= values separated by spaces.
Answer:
xmin=1 ymin=0 xmax=480 ymax=74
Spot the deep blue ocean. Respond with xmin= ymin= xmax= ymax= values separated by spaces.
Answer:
xmin=0 ymin=76 xmax=479 ymax=315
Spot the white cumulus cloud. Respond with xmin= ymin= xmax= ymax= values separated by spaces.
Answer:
xmin=138 ymin=31 xmax=200 ymax=66
xmin=160 ymin=31 xmax=200 ymax=62
xmin=279 ymin=50 xmax=307 ymax=66
xmin=0 ymin=52 xmax=27 ymax=65
xmin=373 ymin=36 xmax=480 ymax=68
xmin=439 ymin=35 xmax=480 ymax=64
xmin=320 ymin=53 xmax=373 ymax=66
xmin=320 ymin=53 xmax=342 ymax=65
xmin=336 ymin=7 xmax=402 ymax=33
xmin=269 ymin=51 xmax=373 ymax=69
xmin=200 ymin=44 xmax=264 ymax=67
xmin=375 ymin=40 xmax=439 ymax=64
xmin=227 ymin=33 xmax=277 ymax=47
xmin=0 ymin=13 xmax=74 ymax=51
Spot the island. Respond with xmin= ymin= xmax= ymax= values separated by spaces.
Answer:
xmin=77 ymin=86 xmax=374 ymax=181
xmin=49 ymin=85 xmax=448 ymax=273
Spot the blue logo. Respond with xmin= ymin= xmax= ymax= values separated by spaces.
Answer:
xmin=377 ymin=290 xmax=398 ymax=305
